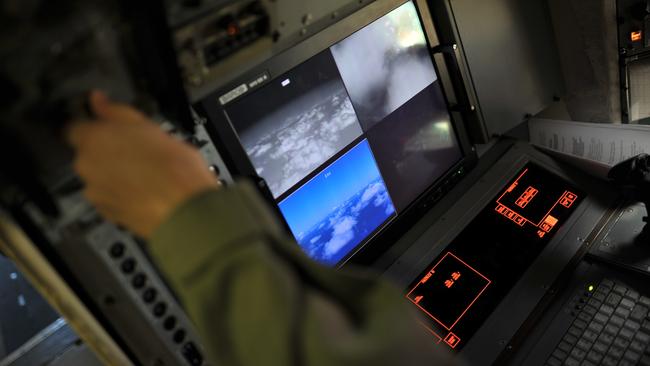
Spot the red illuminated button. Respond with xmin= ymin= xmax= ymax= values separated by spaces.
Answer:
xmin=541 ymin=215 xmax=558 ymax=232
xmin=560 ymin=191 xmax=577 ymax=208
xmin=495 ymin=205 xmax=526 ymax=226
xmin=444 ymin=333 xmax=461 ymax=348
xmin=515 ymin=186 xmax=538 ymax=209
xmin=545 ymin=215 xmax=558 ymax=226
xmin=514 ymin=216 xmax=525 ymax=226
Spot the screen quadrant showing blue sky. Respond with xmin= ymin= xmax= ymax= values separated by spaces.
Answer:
xmin=278 ymin=140 xmax=396 ymax=265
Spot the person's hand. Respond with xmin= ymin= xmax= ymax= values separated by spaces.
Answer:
xmin=67 ymin=91 xmax=219 ymax=239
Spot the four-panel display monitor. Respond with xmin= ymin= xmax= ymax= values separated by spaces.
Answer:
xmin=211 ymin=1 xmax=466 ymax=265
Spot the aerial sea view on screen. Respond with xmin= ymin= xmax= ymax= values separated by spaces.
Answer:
xmin=279 ymin=140 xmax=396 ymax=265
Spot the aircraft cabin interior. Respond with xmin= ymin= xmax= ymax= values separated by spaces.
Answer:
xmin=1 ymin=0 xmax=650 ymax=365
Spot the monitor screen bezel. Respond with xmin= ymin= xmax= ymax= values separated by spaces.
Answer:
xmin=196 ymin=0 xmax=478 ymax=267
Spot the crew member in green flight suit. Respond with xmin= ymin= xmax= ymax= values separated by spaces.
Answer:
xmin=66 ymin=91 xmax=457 ymax=366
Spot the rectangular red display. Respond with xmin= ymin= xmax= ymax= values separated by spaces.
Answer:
xmin=407 ymin=252 xmax=491 ymax=331
xmin=495 ymin=168 xmax=578 ymax=231
xmin=406 ymin=163 xmax=584 ymax=351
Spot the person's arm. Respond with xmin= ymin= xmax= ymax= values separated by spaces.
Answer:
xmin=67 ymin=92 xmax=456 ymax=366
xmin=150 ymin=183 xmax=454 ymax=365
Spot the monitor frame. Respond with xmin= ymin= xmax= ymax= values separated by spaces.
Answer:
xmin=196 ymin=0 xmax=478 ymax=267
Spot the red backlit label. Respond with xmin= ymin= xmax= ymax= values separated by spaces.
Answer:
xmin=496 ymin=204 xmax=526 ymax=226
xmin=632 ymin=31 xmax=642 ymax=42
xmin=421 ymin=271 xmax=434 ymax=284
xmin=541 ymin=215 xmax=558 ymax=233
xmin=515 ymin=186 xmax=538 ymax=208
xmin=444 ymin=271 xmax=462 ymax=288
xmin=560 ymin=192 xmax=577 ymax=208
xmin=444 ymin=333 xmax=461 ymax=348
xmin=406 ymin=252 xmax=491 ymax=349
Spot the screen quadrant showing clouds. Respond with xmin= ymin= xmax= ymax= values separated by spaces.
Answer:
xmin=278 ymin=140 xmax=396 ymax=265
xmin=330 ymin=1 xmax=437 ymax=131
xmin=226 ymin=50 xmax=363 ymax=198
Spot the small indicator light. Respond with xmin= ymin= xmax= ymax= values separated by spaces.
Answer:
xmin=588 ymin=285 xmax=594 ymax=292
xmin=631 ymin=31 xmax=642 ymax=42
xmin=560 ymin=191 xmax=578 ymax=208
xmin=281 ymin=79 xmax=291 ymax=87
xmin=227 ymin=23 xmax=239 ymax=37
xmin=544 ymin=215 xmax=559 ymax=227
xmin=444 ymin=333 xmax=461 ymax=348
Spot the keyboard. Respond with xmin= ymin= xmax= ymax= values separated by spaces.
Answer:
xmin=546 ymin=279 xmax=650 ymax=366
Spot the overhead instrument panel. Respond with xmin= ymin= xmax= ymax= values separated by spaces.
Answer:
xmin=406 ymin=163 xmax=584 ymax=350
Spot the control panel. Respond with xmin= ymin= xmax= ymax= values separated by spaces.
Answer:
xmin=405 ymin=163 xmax=584 ymax=351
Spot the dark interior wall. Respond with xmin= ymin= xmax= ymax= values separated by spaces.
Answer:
xmin=449 ymin=0 xmax=566 ymax=136
xmin=628 ymin=56 xmax=650 ymax=123
xmin=0 ymin=317 xmax=4 ymax=360
xmin=618 ymin=0 xmax=650 ymax=123
xmin=547 ymin=0 xmax=621 ymax=123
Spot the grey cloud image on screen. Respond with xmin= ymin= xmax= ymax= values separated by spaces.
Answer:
xmin=330 ymin=1 xmax=437 ymax=130
xmin=226 ymin=51 xmax=363 ymax=198
xmin=243 ymin=85 xmax=361 ymax=197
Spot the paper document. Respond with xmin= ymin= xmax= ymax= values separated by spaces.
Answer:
xmin=528 ymin=118 xmax=650 ymax=179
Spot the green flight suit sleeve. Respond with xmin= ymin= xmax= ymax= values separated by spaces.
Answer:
xmin=149 ymin=181 xmax=457 ymax=366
